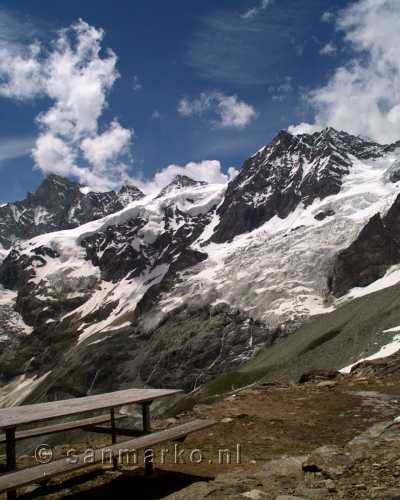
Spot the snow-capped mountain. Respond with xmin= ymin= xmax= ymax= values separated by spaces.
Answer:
xmin=2 ymin=127 xmax=400 ymax=405
xmin=0 ymin=174 xmax=144 ymax=251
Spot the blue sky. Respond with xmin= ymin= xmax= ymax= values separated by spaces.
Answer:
xmin=0 ymin=0 xmax=399 ymax=202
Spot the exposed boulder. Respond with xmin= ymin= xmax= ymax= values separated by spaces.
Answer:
xmin=302 ymin=445 xmax=354 ymax=478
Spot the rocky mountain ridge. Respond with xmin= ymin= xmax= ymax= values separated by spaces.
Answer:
xmin=0 ymin=174 xmax=144 ymax=251
xmin=213 ymin=128 xmax=399 ymax=242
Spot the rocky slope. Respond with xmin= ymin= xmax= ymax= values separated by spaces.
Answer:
xmin=2 ymin=127 xmax=400 ymax=405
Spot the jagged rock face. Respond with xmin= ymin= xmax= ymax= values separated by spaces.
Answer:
xmin=0 ymin=174 xmax=144 ymax=249
xmin=212 ymin=128 xmax=386 ymax=243
xmin=330 ymin=195 xmax=400 ymax=297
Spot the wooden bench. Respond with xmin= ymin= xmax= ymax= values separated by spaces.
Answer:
xmin=0 ymin=388 xmax=216 ymax=499
xmin=0 ymin=414 xmax=127 ymax=444
xmin=0 ymin=419 xmax=216 ymax=495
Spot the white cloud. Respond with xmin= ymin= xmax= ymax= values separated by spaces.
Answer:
xmin=321 ymin=11 xmax=335 ymax=23
xmin=0 ymin=136 xmax=35 ymax=162
xmin=178 ymin=92 xmax=257 ymax=129
xmin=80 ymin=120 xmax=132 ymax=170
xmin=320 ymin=42 xmax=337 ymax=56
xmin=289 ymin=0 xmax=400 ymax=144
xmin=0 ymin=19 xmax=133 ymax=191
xmin=33 ymin=133 xmax=77 ymax=177
xmin=287 ymin=122 xmax=320 ymax=136
xmin=132 ymin=160 xmax=238 ymax=194
xmin=242 ymin=0 xmax=273 ymax=19
xmin=0 ymin=42 xmax=44 ymax=100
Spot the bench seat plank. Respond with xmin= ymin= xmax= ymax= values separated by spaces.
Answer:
xmin=0 ymin=414 xmax=127 ymax=444
xmin=0 ymin=389 xmax=182 ymax=430
xmin=0 ymin=419 xmax=216 ymax=493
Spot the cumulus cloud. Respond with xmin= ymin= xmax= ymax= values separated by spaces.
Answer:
xmin=0 ymin=19 xmax=133 ymax=191
xmin=178 ymin=92 xmax=257 ymax=129
xmin=80 ymin=121 xmax=132 ymax=170
xmin=133 ymin=160 xmax=239 ymax=194
xmin=242 ymin=0 xmax=274 ymax=19
xmin=289 ymin=0 xmax=400 ymax=144
xmin=0 ymin=42 xmax=44 ymax=100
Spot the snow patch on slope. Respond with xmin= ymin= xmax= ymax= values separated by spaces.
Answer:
xmin=0 ymin=371 xmax=51 ymax=408
xmin=340 ymin=329 xmax=400 ymax=374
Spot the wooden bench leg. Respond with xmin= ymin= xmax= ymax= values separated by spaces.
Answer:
xmin=142 ymin=402 xmax=153 ymax=476
xmin=6 ymin=428 xmax=17 ymax=500
xmin=110 ymin=409 xmax=118 ymax=470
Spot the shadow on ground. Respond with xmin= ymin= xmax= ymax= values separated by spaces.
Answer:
xmin=20 ymin=469 xmax=212 ymax=500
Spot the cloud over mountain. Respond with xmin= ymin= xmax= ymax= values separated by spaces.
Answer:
xmin=290 ymin=0 xmax=400 ymax=143
xmin=178 ymin=92 xmax=257 ymax=129
xmin=0 ymin=19 xmax=133 ymax=191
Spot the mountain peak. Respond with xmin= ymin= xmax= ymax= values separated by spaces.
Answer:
xmin=171 ymin=175 xmax=206 ymax=187
xmin=157 ymin=175 xmax=207 ymax=198
xmin=118 ymin=183 xmax=145 ymax=203
xmin=39 ymin=174 xmax=78 ymax=190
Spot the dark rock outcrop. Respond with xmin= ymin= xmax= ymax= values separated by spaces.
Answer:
xmin=330 ymin=195 xmax=400 ymax=297
xmin=314 ymin=209 xmax=335 ymax=221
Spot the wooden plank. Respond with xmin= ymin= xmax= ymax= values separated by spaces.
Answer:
xmin=5 ymin=428 xmax=16 ymax=500
xmin=141 ymin=402 xmax=153 ymax=476
xmin=110 ymin=409 xmax=117 ymax=470
xmin=0 ymin=419 xmax=216 ymax=493
xmin=0 ymin=414 xmax=127 ymax=444
xmin=0 ymin=389 xmax=182 ymax=430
